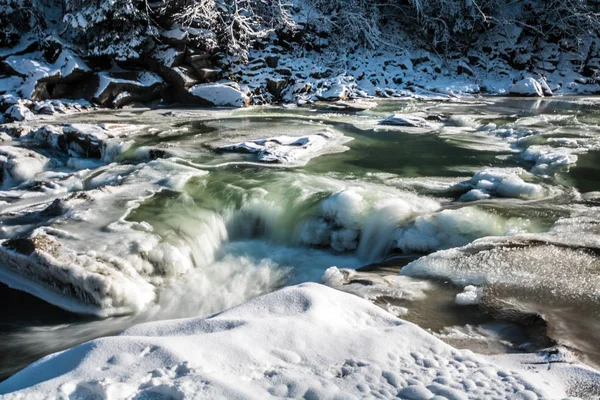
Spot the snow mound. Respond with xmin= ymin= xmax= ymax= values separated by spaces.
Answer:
xmin=458 ymin=169 xmax=547 ymax=201
xmin=1 ymin=283 xmax=595 ymax=399
xmin=188 ymin=83 xmax=249 ymax=107
xmin=219 ymin=132 xmax=337 ymax=164
xmin=455 ymin=285 xmax=483 ymax=305
xmin=393 ymin=206 xmax=533 ymax=253
xmin=509 ymin=78 xmax=544 ymax=97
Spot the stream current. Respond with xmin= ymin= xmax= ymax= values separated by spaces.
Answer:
xmin=1 ymin=97 xmax=600 ymax=380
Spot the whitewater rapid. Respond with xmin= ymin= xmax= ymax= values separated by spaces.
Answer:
xmin=2 ymin=98 xmax=600 ymax=378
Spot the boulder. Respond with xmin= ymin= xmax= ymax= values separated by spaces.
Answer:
xmin=266 ymin=78 xmax=289 ymax=98
xmin=196 ymin=68 xmax=221 ymax=82
xmin=94 ymin=72 xmax=164 ymax=107
xmin=265 ymin=56 xmax=280 ymax=68
xmin=316 ymin=83 xmax=349 ymax=101
xmin=185 ymin=52 xmax=213 ymax=73
xmin=5 ymin=103 xmax=34 ymax=121
xmin=187 ymin=83 xmax=249 ymax=107
xmin=509 ymin=78 xmax=544 ymax=97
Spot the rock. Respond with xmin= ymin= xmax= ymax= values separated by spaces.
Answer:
xmin=379 ymin=114 xmax=431 ymax=127
xmin=316 ymin=83 xmax=349 ymax=101
xmin=275 ymin=67 xmax=292 ymax=76
xmin=187 ymin=83 xmax=249 ymax=107
xmin=266 ymin=78 xmax=289 ymax=98
xmin=265 ymin=56 xmax=280 ymax=68
xmin=5 ymin=103 xmax=34 ymax=121
xmin=153 ymin=46 xmax=186 ymax=69
xmin=163 ymin=66 xmax=199 ymax=90
xmin=0 ymin=132 xmax=11 ymax=142
xmin=538 ymin=78 xmax=553 ymax=96
xmin=94 ymin=72 xmax=164 ymax=107
xmin=196 ymin=68 xmax=221 ymax=82
xmin=509 ymin=78 xmax=544 ymax=97
xmin=457 ymin=60 xmax=474 ymax=76
xmin=0 ymin=94 xmax=19 ymax=113
xmin=186 ymin=52 xmax=213 ymax=73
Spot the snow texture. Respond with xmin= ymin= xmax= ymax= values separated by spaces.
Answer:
xmin=1 ymin=283 xmax=596 ymax=399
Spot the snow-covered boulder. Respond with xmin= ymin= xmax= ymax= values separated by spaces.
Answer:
xmin=380 ymin=114 xmax=431 ymax=127
xmin=188 ymin=83 xmax=249 ymax=107
xmin=95 ymin=72 xmax=164 ymax=107
xmin=1 ymin=283 xmax=596 ymax=399
xmin=316 ymin=82 xmax=349 ymax=101
xmin=509 ymin=78 xmax=544 ymax=97
xmin=5 ymin=103 xmax=34 ymax=121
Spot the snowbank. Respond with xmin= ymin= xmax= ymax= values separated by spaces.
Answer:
xmin=1 ymin=283 xmax=596 ymax=399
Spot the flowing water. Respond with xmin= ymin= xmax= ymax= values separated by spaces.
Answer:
xmin=1 ymin=97 xmax=600 ymax=380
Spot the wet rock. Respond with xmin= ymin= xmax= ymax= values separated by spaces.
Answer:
xmin=479 ymin=293 xmax=555 ymax=349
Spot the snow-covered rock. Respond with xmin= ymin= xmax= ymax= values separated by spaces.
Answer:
xmin=5 ymin=103 xmax=35 ymax=121
xmin=188 ymin=83 xmax=249 ymax=107
xmin=95 ymin=72 xmax=164 ymax=107
xmin=509 ymin=78 xmax=545 ymax=97
xmin=0 ymin=283 xmax=596 ymax=399
xmin=218 ymin=132 xmax=338 ymax=164
xmin=316 ymin=82 xmax=349 ymax=101
xmin=380 ymin=114 xmax=432 ymax=127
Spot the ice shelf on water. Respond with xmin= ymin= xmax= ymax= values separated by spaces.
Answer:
xmin=1 ymin=283 xmax=598 ymax=400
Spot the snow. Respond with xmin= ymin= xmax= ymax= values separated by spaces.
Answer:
xmin=393 ymin=206 xmax=533 ymax=253
xmin=5 ymin=103 xmax=34 ymax=121
xmin=400 ymin=212 xmax=600 ymax=305
xmin=1 ymin=283 xmax=595 ymax=399
xmin=188 ymin=83 xmax=249 ymax=107
xmin=380 ymin=114 xmax=432 ymax=128
xmin=455 ymin=285 xmax=483 ymax=306
xmin=218 ymin=131 xmax=345 ymax=164
xmin=509 ymin=78 xmax=545 ymax=97
xmin=458 ymin=169 xmax=547 ymax=201
xmin=95 ymin=72 xmax=163 ymax=99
